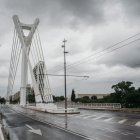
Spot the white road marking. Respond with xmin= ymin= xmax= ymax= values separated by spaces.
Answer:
xmin=26 ymin=124 xmax=42 ymax=136
xmin=135 ymin=121 xmax=140 ymax=127
xmin=83 ymin=115 xmax=96 ymax=119
xmin=122 ymin=132 xmax=134 ymax=135
xmin=136 ymin=136 xmax=140 ymax=139
xmin=75 ymin=114 xmax=90 ymax=117
xmin=98 ymin=133 xmax=120 ymax=140
xmin=68 ymin=114 xmax=79 ymax=117
xmin=121 ymin=133 xmax=129 ymax=135
xmin=92 ymin=116 xmax=104 ymax=120
xmin=104 ymin=128 xmax=117 ymax=132
xmin=118 ymin=119 xmax=127 ymax=124
xmin=104 ymin=117 xmax=113 ymax=122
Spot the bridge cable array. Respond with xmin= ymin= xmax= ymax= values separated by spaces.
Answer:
xmin=7 ymin=27 xmax=53 ymax=102
xmin=7 ymin=28 xmax=22 ymax=98
xmin=29 ymin=28 xmax=53 ymax=102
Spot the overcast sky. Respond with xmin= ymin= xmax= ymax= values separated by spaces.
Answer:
xmin=0 ymin=0 xmax=140 ymax=97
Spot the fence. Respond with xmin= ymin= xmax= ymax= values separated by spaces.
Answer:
xmin=56 ymin=102 xmax=121 ymax=109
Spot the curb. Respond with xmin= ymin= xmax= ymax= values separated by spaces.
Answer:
xmin=0 ymin=113 xmax=9 ymax=140
xmin=0 ymin=124 xmax=4 ymax=140
xmin=78 ymin=107 xmax=140 ymax=113
xmin=25 ymin=106 xmax=80 ymax=114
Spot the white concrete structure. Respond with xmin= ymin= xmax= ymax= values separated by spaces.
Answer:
xmin=8 ymin=15 xmax=79 ymax=113
xmin=33 ymin=61 xmax=53 ymax=103
xmin=12 ymin=15 xmax=56 ymax=109
xmin=13 ymin=15 xmax=40 ymax=106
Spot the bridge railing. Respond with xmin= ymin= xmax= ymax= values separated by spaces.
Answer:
xmin=56 ymin=102 xmax=121 ymax=109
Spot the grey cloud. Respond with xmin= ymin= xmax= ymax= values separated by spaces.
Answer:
xmin=4 ymin=0 xmax=106 ymax=28
xmin=121 ymin=0 xmax=140 ymax=17
xmin=1 ymin=0 xmax=140 ymax=97
xmin=97 ymin=42 xmax=140 ymax=68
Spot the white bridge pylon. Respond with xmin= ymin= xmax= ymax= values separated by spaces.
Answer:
xmin=7 ymin=15 xmax=55 ymax=109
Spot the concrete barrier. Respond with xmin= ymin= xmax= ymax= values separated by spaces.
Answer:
xmin=56 ymin=103 xmax=121 ymax=109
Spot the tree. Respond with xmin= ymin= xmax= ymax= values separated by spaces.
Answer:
xmin=60 ymin=96 xmax=65 ymax=101
xmin=111 ymin=81 xmax=140 ymax=107
xmin=0 ymin=98 xmax=6 ymax=104
xmin=10 ymin=96 xmax=12 ymax=104
xmin=82 ymin=96 xmax=90 ymax=103
xmin=91 ymin=96 xmax=97 ymax=100
xmin=112 ymin=81 xmax=134 ymax=94
xmin=28 ymin=93 xmax=35 ymax=103
xmin=71 ymin=89 xmax=76 ymax=101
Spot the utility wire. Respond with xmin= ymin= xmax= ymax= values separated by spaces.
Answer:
xmin=40 ymin=73 xmax=89 ymax=78
xmin=66 ymin=32 xmax=140 ymax=68
xmin=53 ymin=33 xmax=140 ymax=73
xmin=31 ymin=40 xmax=38 ymax=66
xmin=66 ymin=37 xmax=140 ymax=70
xmin=7 ymin=30 xmax=20 ymax=96
xmin=11 ymin=44 xmax=22 ymax=92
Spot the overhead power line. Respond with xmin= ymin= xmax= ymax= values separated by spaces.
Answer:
xmin=53 ymin=32 xmax=140 ymax=73
xmin=65 ymin=38 xmax=140 ymax=71
xmin=40 ymin=73 xmax=89 ymax=78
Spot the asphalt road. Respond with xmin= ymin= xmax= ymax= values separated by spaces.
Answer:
xmin=1 ymin=105 xmax=88 ymax=140
xmin=1 ymin=105 xmax=140 ymax=140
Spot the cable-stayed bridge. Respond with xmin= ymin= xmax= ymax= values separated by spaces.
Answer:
xmin=7 ymin=15 xmax=56 ymax=109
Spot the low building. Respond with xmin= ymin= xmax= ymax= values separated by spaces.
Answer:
xmin=10 ymin=91 xmax=20 ymax=103
xmin=76 ymin=93 xmax=109 ymax=99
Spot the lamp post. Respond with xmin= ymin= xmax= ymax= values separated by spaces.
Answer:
xmin=62 ymin=39 xmax=68 ymax=112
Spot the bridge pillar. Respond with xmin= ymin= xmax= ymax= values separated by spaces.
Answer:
xmin=20 ymin=44 xmax=28 ymax=106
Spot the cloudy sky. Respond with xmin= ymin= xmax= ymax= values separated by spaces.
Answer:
xmin=0 ymin=0 xmax=140 ymax=97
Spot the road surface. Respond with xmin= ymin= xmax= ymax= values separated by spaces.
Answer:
xmin=1 ymin=105 xmax=88 ymax=140
xmin=1 ymin=105 xmax=140 ymax=140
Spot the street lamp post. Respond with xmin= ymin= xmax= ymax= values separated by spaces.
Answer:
xmin=62 ymin=39 xmax=68 ymax=112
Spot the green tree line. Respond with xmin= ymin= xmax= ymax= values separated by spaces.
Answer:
xmin=71 ymin=81 xmax=140 ymax=108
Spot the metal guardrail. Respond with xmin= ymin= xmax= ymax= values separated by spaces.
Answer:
xmin=56 ymin=102 xmax=121 ymax=109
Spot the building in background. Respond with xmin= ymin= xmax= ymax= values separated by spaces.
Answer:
xmin=10 ymin=84 xmax=32 ymax=103
xmin=26 ymin=84 xmax=31 ymax=95
xmin=76 ymin=93 xmax=109 ymax=99
xmin=10 ymin=91 xmax=20 ymax=103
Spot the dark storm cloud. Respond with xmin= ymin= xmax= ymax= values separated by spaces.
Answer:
xmin=4 ymin=0 xmax=106 ymax=27
xmin=98 ymin=42 xmax=140 ymax=68
xmin=121 ymin=0 xmax=140 ymax=18
xmin=1 ymin=0 xmax=140 ymax=96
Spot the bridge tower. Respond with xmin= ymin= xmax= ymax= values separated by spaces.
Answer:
xmin=7 ymin=15 xmax=56 ymax=109
xmin=13 ymin=15 xmax=39 ymax=106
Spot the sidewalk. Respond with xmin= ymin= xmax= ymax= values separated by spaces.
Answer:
xmin=0 ymin=112 xmax=5 ymax=140
xmin=0 ymin=124 xmax=4 ymax=140
xmin=78 ymin=107 xmax=140 ymax=113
